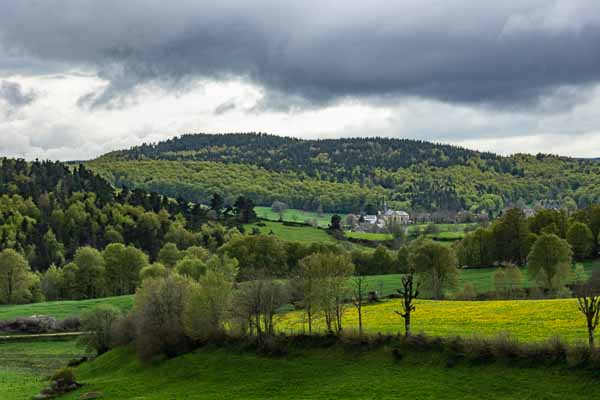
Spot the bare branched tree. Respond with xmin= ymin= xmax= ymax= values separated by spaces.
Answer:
xmin=395 ymin=270 xmax=420 ymax=337
xmin=574 ymin=274 xmax=600 ymax=348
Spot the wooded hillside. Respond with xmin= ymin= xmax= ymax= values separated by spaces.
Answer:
xmin=90 ymin=133 xmax=600 ymax=213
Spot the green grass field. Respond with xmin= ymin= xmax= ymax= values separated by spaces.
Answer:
xmin=278 ymin=298 xmax=588 ymax=343
xmin=244 ymin=220 xmax=374 ymax=252
xmin=1 ymin=338 xmax=88 ymax=400
xmin=363 ymin=259 xmax=600 ymax=297
xmin=244 ymin=220 xmax=337 ymax=244
xmin=345 ymin=222 xmax=476 ymax=243
xmin=255 ymin=206 xmax=335 ymax=227
xmin=58 ymin=345 xmax=599 ymax=400
xmin=345 ymin=231 xmax=393 ymax=241
xmin=0 ymin=296 xmax=134 ymax=321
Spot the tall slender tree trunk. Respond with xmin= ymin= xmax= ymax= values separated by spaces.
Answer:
xmin=588 ymin=318 xmax=595 ymax=348
xmin=358 ymin=303 xmax=363 ymax=336
xmin=404 ymin=312 xmax=411 ymax=337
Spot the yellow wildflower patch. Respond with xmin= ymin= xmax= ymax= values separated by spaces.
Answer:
xmin=278 ymin=298 xmax=586 ymax=343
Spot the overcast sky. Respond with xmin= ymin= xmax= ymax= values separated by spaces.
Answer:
xmin=1 ymin=0 xmax=600 ymax=160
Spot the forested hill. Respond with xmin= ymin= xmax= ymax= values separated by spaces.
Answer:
xmin=90 ymin=133 xmax=600 ymax=214
xmin=99 ymin=133 xmax=521 ymax=179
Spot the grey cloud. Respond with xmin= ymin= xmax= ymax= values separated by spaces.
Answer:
xmin=0 ymin=80 xmax=36 ymax=108
xmin=214 ymin=99 xmax=237 ymax=115
xmin=1 ymin=1 xmax=600 ymax=110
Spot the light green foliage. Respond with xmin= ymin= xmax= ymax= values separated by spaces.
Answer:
xmin=0 ymin=249 xmax=36 ymax=304
xmin=175 ymin=257 xmax=207 ymax=281
xmin=61 ymin=262 xmax=80 ymax=300
xmin=157 ymin=243 xmax=182 ymax=268
xmin=103 ymin=243 xmax=149 ymax=296
xmin=103 ymin=227 xmax=125 ymax=244
xmin=183 ymin=256 xmax=237 ymax=340
xmin=89 ymin=135 xmax=600 ymax=215
xmin=298 ymin=252 xmax=354 ymax=333
xmin=493 ymin=264 xmax=523 ymax=298
xmin=221 ymin=234 xmax=288 ymax=279
xmin=409 ymin=240 xmax=459 ymax=299
xmin=164 ymin=223 xmax=198 ymax=249
xmin=528 ymin=234 xmax=572 ymax=290
xmin=42 ymin=229 xmax=65 ymax=267
xmin=73 ymin=247 xmax=106 ymax=299
xmin=183 ymin=246 xmax=210 ymax=260
xmin=140 ymin=263 xmax=168 ymax=281
xmin=571 ymin=263 xmax=587 ymax=284
xmin=90 ymin=160 xmax=388 ymax=214
xmin=41 ymin=264 xmax=64 ymax=301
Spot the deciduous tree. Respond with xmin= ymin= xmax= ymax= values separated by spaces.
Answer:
xmin=527 ymin=234 xmax=572 ymax=290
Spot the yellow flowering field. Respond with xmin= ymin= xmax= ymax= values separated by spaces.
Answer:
xmin=277 ymin=298 xmax=587 ymax=343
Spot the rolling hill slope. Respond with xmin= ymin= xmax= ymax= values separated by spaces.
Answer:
xmin=61 ymin=345 xmax=600 ymax=400
xmin=88 ymin=133 xmax=600 ymax=213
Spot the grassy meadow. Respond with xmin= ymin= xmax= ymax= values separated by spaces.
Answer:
xmin=1 ymin=338 xmax=88 ymax=400
xmin=58 ymin=345 xmax=600 ymax=400
xmin=278 ymin=298 xmax=588 ymax=343
xmin=243 ymin=220 xmax=337 ymax=244
xmin=345 ymin=231 xmax=393 ymax=241
xmin=0 ymin=296 xmax=134 ymax=321
xmin=357 ymin=259 xmax=600 ymax=298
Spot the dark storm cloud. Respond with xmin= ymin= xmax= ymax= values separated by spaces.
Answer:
xmin=1 ymin=0 xmax=599 ymax=109
xmin=0 ymin=81 xmax=36 ymax=108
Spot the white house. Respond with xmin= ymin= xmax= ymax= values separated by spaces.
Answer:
xmin=363 ymin=215 xmax=378 ymax=224
xmin=382 ymin=209 xmax=411 ymax=224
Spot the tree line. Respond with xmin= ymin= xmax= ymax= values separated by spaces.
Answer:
xmin=77 ymin=235 xmax=600 ymax=362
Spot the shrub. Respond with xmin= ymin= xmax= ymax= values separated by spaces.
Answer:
xmin=110 ymin=312 xmax=136 ymax=347
xmin=455 ymin=282 xmax=477 ymax=300
xmin=51 ymin=367 xmax=77 ymax=386
xmin=133 ymin=274 xmax=192 ymax=360
xmin=568 ymin=343 xmax=593 ymax=368
xmin=79 ymin=304 xmax=121 ymax=355
xmin=555 ymin=286 xmax=572 ymax=299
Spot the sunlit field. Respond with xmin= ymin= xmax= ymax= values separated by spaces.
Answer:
xmin=278 ymin=298 xmax=587 ymax=343
xmin=0 ymin=296 xmax=134 ymax=321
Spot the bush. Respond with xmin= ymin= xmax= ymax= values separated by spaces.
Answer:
xmin=555 ymin=286 xmax=573 ymax=299
xmin=455 ymin=282 xmax=477 ymax=300
xmin=568 ymin=343 xmax=594 ymax=368
xmin=79 ymin=305 xmax=121 ymax=355
xmin=51 ymin=367 xmax=76 ymax=386
xmin=133 ymin=274 xmax=192 ymax=360
xmin=110 ymin=312 xmax=136 ymax=347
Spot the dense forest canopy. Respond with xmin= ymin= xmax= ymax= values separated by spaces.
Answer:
xmin=91 ymin=133 xmax=600 ymax=214
xmin=0 ymin=158 xmax=248 ymax=273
